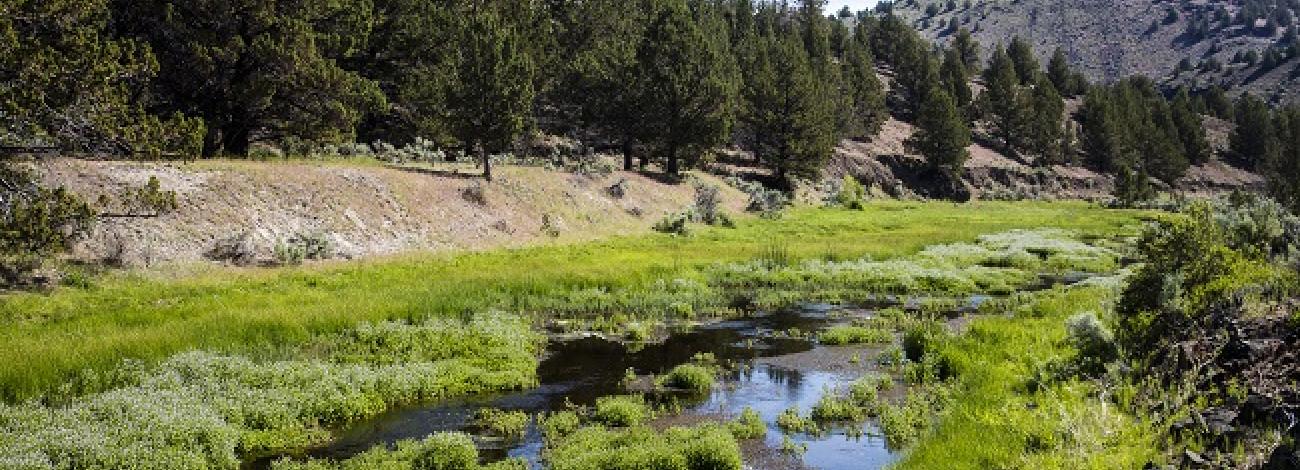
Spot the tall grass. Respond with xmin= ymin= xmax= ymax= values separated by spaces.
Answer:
xmin=0 ymin=201 xmax=1145 ymax=402
xmin=892 ymin=283 xmax=1161 ymax=469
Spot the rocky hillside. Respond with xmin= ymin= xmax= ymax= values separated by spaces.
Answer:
xmin=32 ymin=159 xmax=746 ymax=267
xmin=892 ymin=0 xmax=1300 ymax=105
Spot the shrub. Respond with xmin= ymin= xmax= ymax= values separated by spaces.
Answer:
xmin=592 ymin=395 xmax=650 ymax=427
xmin=819 ymin=325 xmax=893 ymax=345
xmin=1065 ymin=312 xmax=1118 ymax=374
xmin=118 ymin=175 xmax=179 ymax=216
xmin=692 ymin=182 xmax=723 ymax=225
xmin=654 ymin=212 xmax=691 ymax=235
xmin=658 ymin=363 xmax=715 ymax=394
xmin=462 ymin=183 xmax=488 ymax=205
xmin=834 ymin=175 xmax=867 ymax=210
xmin=727 ymin=407 xmax=765 ymax=439
xmin=207 ymin=231 xmax=258 ymax=266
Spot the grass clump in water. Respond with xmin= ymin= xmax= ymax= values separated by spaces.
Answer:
xmin=474 ymin=408 xmax=530 ymax=440
xmin=818 ymin=325 xmax=893 ymax=345
xmin=775 ymin=407 xmax=819 ymax=435
xmin=726 ymin=407 xmax=766 ymax=439
xmin=657 ymin=363 xmax=716 ymax=394
xmin=810 ymin=391 xmax=867 ymax=423
xmin=592 ymin=395 xmax=651 ymax=427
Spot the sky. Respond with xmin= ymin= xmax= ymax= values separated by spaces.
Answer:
xmin=829 ymin=0 xmax=881 ymax=14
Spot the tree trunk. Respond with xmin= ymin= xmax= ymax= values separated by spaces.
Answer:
xmin=622 ymin=139 xmax=634 ymax=172
xmin=221 ymin=125 xmax=250 ymax=157
xmin=666 ymin=147 xmax=680 ymax=177
xmin=480 ymin=145 xmax=492 ymax=182
xmin=201 ymin=128 xmax=223 ymax=158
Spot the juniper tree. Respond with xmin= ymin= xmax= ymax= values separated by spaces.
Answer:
xmin=981 ymin=45 xmax=1021 ymax=152
xmin=908 ymin=86 xmax=971 ymax=175
xmin=842 ymin=33 xmax=888 ymax=140
xmin=1007 ymin=36 xmax=1041 ymax=84
xmin=634 ymin=0 xmax=734 ymax=177
xmin=446 ymin=9 xmax=536 ymax=181
xmin=1 ymin=0 xmax=202 ymax=155
xmin=952 ymin=28 xmax=981 ymax=72
xmin=748 ymin=33 xmax=836 ymax=187
xmin=1046 ymin=48 xmax=1077 ymax=96
xmin=1170 ymin=89 xmax=1211 ymax=165
xmin=1230 ymin=93 xmax=1281 ymax=171
xmin=112 ymin=0 xmax=385 ymax=156
xmin=1270 ymin=106 xmax=1300 ymax=211
xmin=1018 ymin=76 xmax=1065 ymax=164
xmin=939 ymin=48 xmax=973 ymax=112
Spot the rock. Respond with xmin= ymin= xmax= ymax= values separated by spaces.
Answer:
xmin=1262 ymin=444 xmax=1300 ymax=470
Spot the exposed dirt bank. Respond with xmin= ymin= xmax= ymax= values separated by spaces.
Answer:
xmin=33 ymin=158 xmax=747 ymax=267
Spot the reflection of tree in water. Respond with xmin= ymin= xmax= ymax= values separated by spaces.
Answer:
xmin=762 ymin=365 xmax=805 ymax=395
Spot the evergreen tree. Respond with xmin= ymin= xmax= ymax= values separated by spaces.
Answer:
xmin=1018 ymin=76 xmax=1065 ymax=164
xmin=981 ymin=45 xmax=1020 ymax=152
xmin=842 ymin=34 xmax=888 ymax=140
xmin=1230 ymin=93 xmax=1281 ymax=170
xmin=939 ymin=48 xmax=973 ymax=112
xmin=1079 ymin=87 xmax=1130 ymax=172
xmin=1170 ymin=89 xmax=1211 ymax=165
xmin=634 ymin=0 xmax=734 ymax=177
xmin=1269 ymin=106 xmax=1300 ymax=211
xmin=1204 ymin=86 xmax=1233 ymax=119
xmin=951 ymin=28 xmax=981 ymax=71
xmin=447 ymin=8 xmax=536 ymax=182
xmin=1046 ymin=47 xmax=1076 ymax=96
xmin=908 ymin=86 xmax=971 ymax=174
xmin=1 ymin=0 xmax=202 ymax=155
xmin=1007 ymin=36 xmax=1040 ymax=84
xmin=748 ymin=33 xmax=836 ymax=187
xmin=893 ymin=39 xmax=940 ymax=117
xmin=112 ymin=0 xmax=385 ymax=156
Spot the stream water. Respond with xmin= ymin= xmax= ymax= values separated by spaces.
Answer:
xmin=296 ymin=304 xmax=900 ymax=469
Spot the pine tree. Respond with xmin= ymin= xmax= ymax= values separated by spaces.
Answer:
xmin=1170 ymin=89 xmax=1211 ymax=165
xmin=1007 ymin=36 xmax=1041 ymax=84
xmin=1230 ymin=93 xmax=1281 ymax=171
xmin=1018 ymin=76 xmax=1065 ymax=164
xmin=894 ymin=39 xmax=940 ymax=118
xmin=748 ymin=33 xmax=836 ymax=187
xmin=842 ymin=35 xmax=888 ymax=140
xmin=1046 ymin=47 xmax=1076 ymax=96
xmin=939 ymin=48 xmax=973 ymax=112
xmin=981 ymin=45 xmax=1020 ymax=152
xmin=447 ymin=8 xmax=536 ymax=182
xmin=1205 ymin=86 xmax=1233 ymax=119
xmin=908 ymin=86 xmax=971 ymax=174
xmin=1079 ymin=88 xmax=1128 ymax=171
xmin=634 ymin=0 xmax=734 ymax=177
xmin=952 ymin=28 xmax=981 ymax=71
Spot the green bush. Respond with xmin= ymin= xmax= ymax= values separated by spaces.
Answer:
xmin=272 ymin=432 xmax=527 ymax=470
xmin=834 ymin=175 xmax=867 ymax=210
xmin=658 ymin=364 xmax=715 ymax=394
xmin=902 ymin=321 xmax=948 ymax=362
xmin=413 ymin=432 xmax=480 ymax=470
xmin=592 ymin=395 xmax=650 ymax=427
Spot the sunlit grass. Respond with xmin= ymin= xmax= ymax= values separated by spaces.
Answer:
xmin=0 ymin=201 xmax=1148 ymax=402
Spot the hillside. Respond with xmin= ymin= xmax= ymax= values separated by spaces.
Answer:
xmin=892 ymin=0 xmax=1300 ymax=104
xmin=31 ymin=159 xmax=746 ymax=268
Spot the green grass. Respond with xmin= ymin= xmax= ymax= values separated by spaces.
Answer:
xmin=891 ymin=283 xmax=1161 ymax=469
xmin=0 ymin=201 xmax=1146 ymax=402
xmin=818 ymin=325 xmax=894 ymax=345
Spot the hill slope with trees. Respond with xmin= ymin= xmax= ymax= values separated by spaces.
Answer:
xmin=890 ymin=0 xmax=1300 ymax=106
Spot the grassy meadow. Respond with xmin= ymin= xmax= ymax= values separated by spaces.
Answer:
xmin=0 ymin=201 xmax=1147 ymax=403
